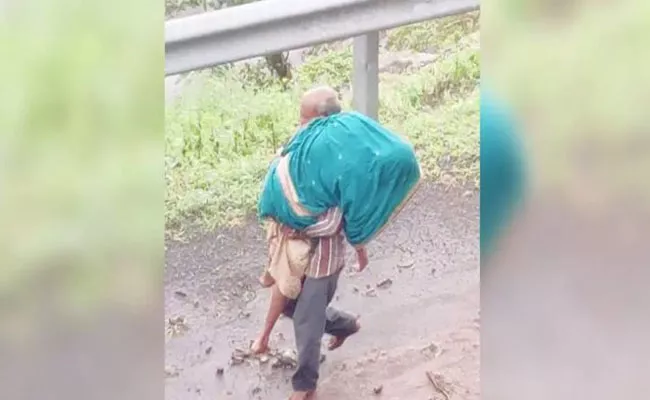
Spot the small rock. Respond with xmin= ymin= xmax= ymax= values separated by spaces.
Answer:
xmin=205 ymin=346 xmax=212 ymax=355
xmin=260 ymin=355 xmax=270 ymax=364
xmin=366 ymin=284 xmax=371 ymax=290
xmin=230 ymin=356 xmax=245 ymax=366
xmin=252 ymin=386 xmax=262 ymax=395
xmin=193 ymin=300 xmax=200 ymax=308
xmin=376 ymin=278 xmax=393 ymax=289
xmin=352 ymin=286 xmax=360 ymax=294
xmin=240 ymin=311 xmax=251 ymax=318
xmin=272 ymin=349 xmax=298 ymax=369
xmin=167 ymin=316 xmax=189 ymax=337
xmin=235 ymin=347 xmax=249 ymax=355
xmin=373 ymin=385 xmax=384 ymax=395
xmin=216 ymin=367 xmax=224 ymax=376
xmin=320 ymin=354 xmax=326 ymax=364
xmin=365 ymin=288 xmax=377 ymax=297
xmin=421 ymin=343 xmax=440 ymax=357
xmin=165 ymin=366 xmax=179 ymax=378
xmin=281 ymin=349 xmax=297 ymax=361
xmin=233 ymin=348 xmax=251 ymax=359
xmin=431 ymin=268 xmax=437 ymax=276
xmin=174 ymin=290 xmax=187 ymax=298
xmin=230 ymin=348 xmax=251 ymax=366
xmin=397 ymin=259 xmax=414 ymax=269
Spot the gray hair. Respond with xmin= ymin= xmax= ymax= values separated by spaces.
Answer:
xmin=315 ymin=95 xmax=342 ymax=117
xmin=303 ymin=85 xmax=342 ymax=117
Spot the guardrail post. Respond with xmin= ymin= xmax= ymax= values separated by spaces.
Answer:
xmin=352 ymin=31 xmax=379 ymax=120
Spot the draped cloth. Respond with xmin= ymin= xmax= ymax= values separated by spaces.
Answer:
xmin=480 ymin=88 xmax=526 ymax=257
xmin=264 ymin=220 xmax=312 ymax=299
xmin=258 ymin=111 xmax=422 ymax=246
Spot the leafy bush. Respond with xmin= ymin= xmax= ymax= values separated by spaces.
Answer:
xmin=295 ymin=47 xmax=353 ymax=91
xmin=387 ymin=11 xmax=480 ymax=53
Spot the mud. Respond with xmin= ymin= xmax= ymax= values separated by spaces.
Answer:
xmin=165 ymin=183 xmax=479 ymax=399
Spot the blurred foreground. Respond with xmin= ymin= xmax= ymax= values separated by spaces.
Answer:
xmin=483 ymin=0 xmax=650 ymax=398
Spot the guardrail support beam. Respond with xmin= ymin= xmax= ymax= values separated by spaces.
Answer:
xmin=353 ymin=32 xmax=379 ymax=120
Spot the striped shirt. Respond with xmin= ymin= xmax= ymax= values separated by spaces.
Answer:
xmin=301 ymin=208 xmax=346 ymax=279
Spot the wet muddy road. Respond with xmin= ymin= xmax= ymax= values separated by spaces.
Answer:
xmin=165 ymin=183 xmax=479 ymax=400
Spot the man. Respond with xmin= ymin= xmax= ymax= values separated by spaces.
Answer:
xmin=251 ymin=208 xmax=365 ymax=356
xmin=255 ymin=87 xmax=367 ymax=400
xmin=283 ymin=208 xmax=364 ymax=400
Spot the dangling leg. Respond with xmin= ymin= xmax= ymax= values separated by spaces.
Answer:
xmin=251 ymin=283 xmax=287 ymax=354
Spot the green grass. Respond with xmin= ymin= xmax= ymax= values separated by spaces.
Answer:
xmin=165 ymin=15 xmax=480 ymax=232
xmin=387 ymin=11 xmax=480 ymax=52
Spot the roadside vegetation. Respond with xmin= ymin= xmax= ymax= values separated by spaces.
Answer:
xmin=165 ymin=11 xmax=481 ymax=232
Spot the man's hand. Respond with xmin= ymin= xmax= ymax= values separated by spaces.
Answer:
xmin=355 ymin=246 xmax=369 ymax=272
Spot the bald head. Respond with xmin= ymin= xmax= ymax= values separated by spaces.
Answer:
xmin=299 ymin=86 xmax=342 ymax=125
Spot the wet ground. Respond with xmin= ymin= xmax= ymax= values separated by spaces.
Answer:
xmin=164 ymin=183 xmax=479 ymax=400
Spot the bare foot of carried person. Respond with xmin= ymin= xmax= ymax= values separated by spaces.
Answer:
xmin=250 ymin=335 xmax=270 ymax=355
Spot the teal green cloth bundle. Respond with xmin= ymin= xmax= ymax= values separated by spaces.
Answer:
xmin=258 ymin=111 xmax=421 ymax=246
xmin=480 ymin=89 xmax=526 ymax=257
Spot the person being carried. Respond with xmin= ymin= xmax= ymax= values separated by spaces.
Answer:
xmin=252 ymin=207 xmax=366 ymax=356
xmin=254 ymin=207 xmax=365 ymax=400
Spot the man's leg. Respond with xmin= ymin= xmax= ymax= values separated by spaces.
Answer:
xmin=283 ymin=272 xmax=358 ymax=337
xmin=286 ymin=271 xmax=358 ymax=395
xmin=284 ymin=303 xmax=359 ymax=349
xmin=324 ymin=307 xmax=360 ymax=350
xmin=289 ymin=275 xmax=329 ymax=394
xmin=320 ymin=271 xmax=360 ymax=350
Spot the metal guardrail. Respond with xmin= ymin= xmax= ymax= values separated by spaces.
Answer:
xmin=165 ymin=0 xmax=479 ymax=118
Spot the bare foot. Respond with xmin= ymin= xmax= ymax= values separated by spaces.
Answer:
xmin=328 ymin=319 xmax=361 ymax=351
xmin=251 ymin=336 xmax=270 ymax=354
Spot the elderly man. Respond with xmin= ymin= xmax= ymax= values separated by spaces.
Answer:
xmin=255 ymin=87 xmax=367 ymax=400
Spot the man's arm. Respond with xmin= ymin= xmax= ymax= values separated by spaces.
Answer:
xmin=302 ymin=208 xmax=343 ymax=238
